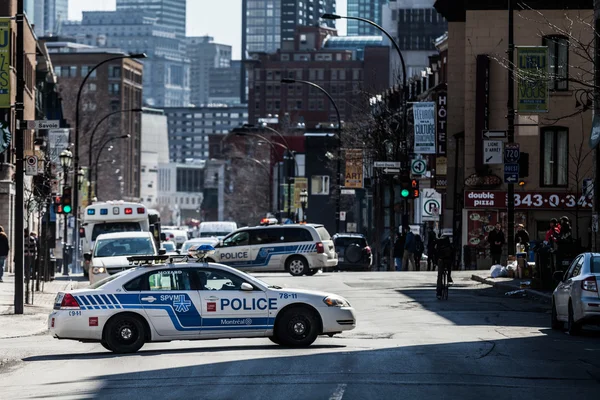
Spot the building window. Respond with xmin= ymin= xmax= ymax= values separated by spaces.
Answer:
xmin=543 ymin=35 xmax=569 ymax=91
xmin=109 ymin=83 xmax=121 ymax=95
xmin=311 ymin=175 xmax=330 ymax=195
xmin=81 ymin=66 xmax=97 ymax=78
xmin=109 ymin=66 xmax=122 ymax=78
xmin=540 ymin=127 xmax=568 ymax=187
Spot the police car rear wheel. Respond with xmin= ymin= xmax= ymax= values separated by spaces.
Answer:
xmin=276 ymin=307 xmax=319 ymax=347
xmin=268 ymin=335 xmax=281 ymax=345
xmin=100 ymin=341 xmax=112 ymax=351
xmin=287 ymin=256 xmax=308 ymax=276
xmin=105 ymin=315 xmax=146 ymax=353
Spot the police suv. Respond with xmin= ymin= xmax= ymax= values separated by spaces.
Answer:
xmin=48 ymin=246 xmax=356 ymax=353
xmin=206 ymin=223 xmax=338 ymax=276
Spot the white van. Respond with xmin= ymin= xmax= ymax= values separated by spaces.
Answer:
xmin=205 ymin=224 xmax=338 ymax=276
xmin=199 ymin=221 xmax=238 ymax=239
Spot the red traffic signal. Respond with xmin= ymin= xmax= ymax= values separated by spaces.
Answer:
xmin=411 ymin=179 xmax=420 ymax=198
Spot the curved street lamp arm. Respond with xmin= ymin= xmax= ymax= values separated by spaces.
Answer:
xmin=259 ymin=125 xmax=292 ymax=154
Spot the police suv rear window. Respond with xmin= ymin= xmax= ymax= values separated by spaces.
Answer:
xmin=316 ymin=226 xmax=331 ymax=241
xmin=592 ymin=257 xmax=600 ymax=274
xmin=335 ymin=237 xmax=367 ymax=248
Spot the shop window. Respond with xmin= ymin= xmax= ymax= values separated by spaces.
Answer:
xmin=311 ymin=175 xmax=330 ymax=195
xmin=540 ymin=127 xmax=568 ymax=187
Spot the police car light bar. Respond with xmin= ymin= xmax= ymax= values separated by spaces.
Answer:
xmin=187 ymin=244 xmax=216 ymax=260
xmin=127 ymin=255 xmax=170 ymax=266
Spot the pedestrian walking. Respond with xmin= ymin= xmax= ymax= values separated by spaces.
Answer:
xmin=515 ymin=224 xmax=530 ymax=252
xmin=414 ymin=233 xmax=424 ymax=271
xmin=0 ymin=226 xmax=9 ymax=282
xmin=487 ymin=223 xmax=505 ymax=265
xmin=427 ymin=227 xmax=437 ymax=271
xmin=393 ymin=234 xmax=405 ymax=271
xmin=24 ymin=229 xmax=38 ymax=280
xmin=403 ymin=229 xmax=416 ymax=271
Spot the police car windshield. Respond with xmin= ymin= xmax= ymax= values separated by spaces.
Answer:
xmin=94 ymin=237 xmax=155 ymax=257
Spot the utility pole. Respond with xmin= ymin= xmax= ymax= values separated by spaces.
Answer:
xmin=14 ymin=0 xmax=25 ymax=314
xmin=507 ymin=0 xmax=516 ymax=258
xmin=594 ymin=0 xmax=600 ymax=251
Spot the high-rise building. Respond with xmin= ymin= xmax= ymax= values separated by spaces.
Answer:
xmin=62 ymin=11 xmax=190 ymax=107
xmin=116 ymin=0 xmax=186 ymax=37
xmin=185 ymin=36 xmax=233 ymax=106
xmin=32 ymin=0 xmax=69 ymax=37
xmin=347 ymin=0 xmax=387 ymax=36
xmin=209 ymin=60 xmax=242 ymax=105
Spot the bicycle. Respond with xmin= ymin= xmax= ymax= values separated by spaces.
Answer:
xmin=436 ymin=257 xmax=450 ymax=300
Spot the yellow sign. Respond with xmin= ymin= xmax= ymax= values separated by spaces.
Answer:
xmin=436 ymin=157 xmax=447 ymax=176
xmin=344 ymin=149 xmax=363 ymax=188
xmin=0 ymin=18 xmax=11 ymax=108
xmin=293 ymin=177 xmax=308 ymax=210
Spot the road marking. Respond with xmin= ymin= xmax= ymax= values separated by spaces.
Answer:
xmin=329 ymin=383 xmax=347 ymax=400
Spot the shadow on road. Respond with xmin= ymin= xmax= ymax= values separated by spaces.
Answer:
xmin=19 ymin=331 xmax=600 ymax=400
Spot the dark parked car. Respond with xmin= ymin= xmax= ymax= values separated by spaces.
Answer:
xmin=332 ymin=233 xmax=373 ymax=271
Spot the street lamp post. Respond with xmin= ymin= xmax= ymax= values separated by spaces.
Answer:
xmin=94 ymin=135 xmax=131 ymax=200
xmin=300 ymin=189 xmax=308 ymax=223
xmin=86 ymin=108 xmax=143 ymax=204
xmin=72 ymin=53 xmax=146 ymax=272
xmin=59 ymin=149 xmax=73 ymax=275
xmin=281 ymin=78 xmax=342 ymax=233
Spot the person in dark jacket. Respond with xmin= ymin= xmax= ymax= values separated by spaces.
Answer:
xmin=403 ymin=230 xmax=416 ymax=271
xmin=393 ymin=234 xmax=405 ymax=271
xmin=414 ymin=234 xmax=424 ymax=271
xmin=427 ymin=227 xmax=437 ymax=271
xmin=487 ymin=223 xmax=505 ymax=265
xmin=0 ymin=226 xmax=8 ymax=282
xmin=515 ymin=224 xmax=530 ymax=252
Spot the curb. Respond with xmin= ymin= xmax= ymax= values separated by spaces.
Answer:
xmin=471 ymin=274 xmax=552 ymax=301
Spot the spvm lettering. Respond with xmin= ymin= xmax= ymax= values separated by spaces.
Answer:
xmin=221 ymin=298 xmax=277 ymax=310
xmin=160 ymin=295 xmax=186 ymax=302
xmin=220 ymin=251 xmax=248 ymax=260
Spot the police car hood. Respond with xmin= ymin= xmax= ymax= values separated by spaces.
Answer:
xmin=92 ymin=256 xmax=132 ymax=268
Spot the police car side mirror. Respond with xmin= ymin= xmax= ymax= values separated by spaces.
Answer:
xmin=241 ymin=282 xmax=254 ymax=291
xmin=158 ymin=249 xmax=167 ymax=255
xmin=218 ymin=239 xmax=223 ymax=247
xmin=83 ymin=253 xmax=92 ymax=262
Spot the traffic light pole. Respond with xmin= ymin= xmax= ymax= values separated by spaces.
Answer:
xmin=62 ymin=169 xmax=69 ymax=276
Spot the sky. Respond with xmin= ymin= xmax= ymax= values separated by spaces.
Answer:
xmin=68 ymin=0 xmax=347 ymax=60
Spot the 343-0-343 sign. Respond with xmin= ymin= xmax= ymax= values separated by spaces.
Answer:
xmin=464 ymin=191 xmax=592 ymax=209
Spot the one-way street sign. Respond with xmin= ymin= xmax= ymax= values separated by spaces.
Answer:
xmin=383 ymin=168 xmax=400 ymax=174
xmin=483 ymin=130 xmax=507 ymax=139
xmin=504 ymin=163 xmax=519 ymax=183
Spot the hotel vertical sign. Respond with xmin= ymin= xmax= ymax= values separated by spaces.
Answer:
xmin=0 ymin=18 xmax=11 ymax=108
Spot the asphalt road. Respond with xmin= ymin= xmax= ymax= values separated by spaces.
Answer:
xmin=1 ymin=271 xmax=599 ymax=400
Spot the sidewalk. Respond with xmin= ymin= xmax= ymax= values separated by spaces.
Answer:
xmin=470 ymin=272 xmax=552 ymax=302
xmin=0 ymin=273 xmax=87 ymax=339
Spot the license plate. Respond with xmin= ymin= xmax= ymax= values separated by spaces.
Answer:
xmin=338 ymin=257 xmax=344 ymax=262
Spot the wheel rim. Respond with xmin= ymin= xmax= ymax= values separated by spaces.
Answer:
xmin=287 ymin=315 xmax=310 ymax=340
xmin=113 ymin=320 xmax=138 ymax=345
xmin=289 ymin=260 xmax=305 ymax=275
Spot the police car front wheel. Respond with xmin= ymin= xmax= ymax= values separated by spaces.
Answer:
xmin=287 ymin=256 xmax=309 ymax=276
xmin=104 ymin=314 xmax=147 ymax=353
xmin=275 ymin=306 xmax=320 ymax=347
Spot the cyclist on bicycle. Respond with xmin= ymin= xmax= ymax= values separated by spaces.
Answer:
xmin=435 ymin=234 xmax=454 ymax=299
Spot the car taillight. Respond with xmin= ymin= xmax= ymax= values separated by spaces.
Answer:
xmin=316 ymin=242 xmax=325 ymax=254
xmin=582 ymin=276 xmax=598 ymax=292
xmin=60 ymin=293 xmax=80 ymax=310
xmin=365 ymin=246 xmax=372 ymax=255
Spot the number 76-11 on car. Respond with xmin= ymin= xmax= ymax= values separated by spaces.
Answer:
xmin=48 ymin=258 xmax=356 ymax=353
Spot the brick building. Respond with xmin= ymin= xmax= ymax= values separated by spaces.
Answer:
xmin=434 ymin=0 xmax=594 ymax=259
xmin=246 ymin=26 xmax=391 ymax=129
xmin=43 ymin=40 xmax=144 ymax=202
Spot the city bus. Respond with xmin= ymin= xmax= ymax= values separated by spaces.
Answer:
xmin=80 ymin=201 xmax=160 ymax=277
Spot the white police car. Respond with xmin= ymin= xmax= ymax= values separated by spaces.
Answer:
xmin=48 ymin=246 xmax=356 ymax=353
xmin=206 ymin=224 xmax=338 ymax=276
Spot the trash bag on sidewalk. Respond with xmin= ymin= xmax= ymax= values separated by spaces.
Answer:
xmin=490 ymin=264 xmax=503 ymax=278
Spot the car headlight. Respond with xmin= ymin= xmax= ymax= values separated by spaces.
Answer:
xmin=323 ymin=296 xmax=350 ymax=307
xmin=92 ymin=267 xmax=106 ymax=274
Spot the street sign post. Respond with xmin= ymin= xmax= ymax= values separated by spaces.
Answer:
xmin=374 ymin=161 xmax=401 ymax=168
xmin=504 ymin=143 xmax=520 ymax=163
xmin=504 ymin=163 xmax=519 ymax=183
xmin=25 ymin=156 xmax=38 ymax=176
xmin=410 ymin=159 xmax=426 ymax=175
xmin=483 ymin=130 xmax=507 ymax=139
xmin=483 ymin=140 xmax=503 ymax=164
xmin=341 ymin=189 xmax=356 ymax=195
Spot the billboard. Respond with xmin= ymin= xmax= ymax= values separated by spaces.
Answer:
xmin=413 ymin=102 xmax=436 ymax=154
xmin=293 ymin=177 xmax=308 ymax=210
xmin=344 ymin=149 xmax=363 ymax=188
xmin=0 ymin=18 xmax=11 ymax=108
xmin=516 ymin=46 xmax=549 ymax=113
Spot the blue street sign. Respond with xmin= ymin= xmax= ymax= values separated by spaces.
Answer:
xmin=504 ymin=163 xmax=519 ymax=183
xmin=504 ymin=143 xmax=520 ymax=163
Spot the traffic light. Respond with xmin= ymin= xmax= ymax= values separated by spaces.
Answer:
xmin=411 ymin=179 xmax=420 ymax=198
xmin=53 ymin=195 xmax=63 ymax=214
xmin=400 ymin=181 xmax=411 ymax=198
xmin=62 ymin=186 xmax=72 ymax=214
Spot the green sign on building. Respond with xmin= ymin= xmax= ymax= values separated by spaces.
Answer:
xmin=516 ymin=46 xmax=549 ymax=113
xmin=0 ymin=18 xmax=11 ymax=109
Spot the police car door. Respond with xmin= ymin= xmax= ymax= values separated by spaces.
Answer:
xmin=215 ymin=231 xmax=253 ymax=268
xmin=197 ymin=268 xmax=271 ymax=337
xmin=138 ymin=267 xmax=202 ymax=337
